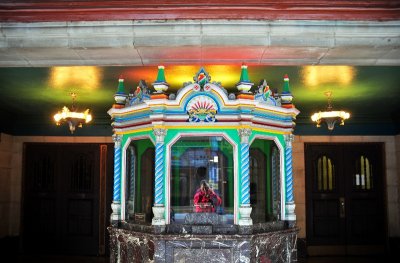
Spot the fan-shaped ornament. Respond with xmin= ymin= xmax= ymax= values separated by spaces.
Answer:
xmin=186 ymin=95 xmax=217 ymax=122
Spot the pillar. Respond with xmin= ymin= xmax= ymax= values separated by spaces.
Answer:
xmin=111 ymin=134 xmax=122 ymax=223
xmin=284 ymin=134 xmax=296 ymax=224
xmin=238 ymin=128 xmax=253 ymax=226
xmin=152 ymin=128 xmax=167 ymax=225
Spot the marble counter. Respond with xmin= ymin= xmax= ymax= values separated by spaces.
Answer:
xmin=109 ymin=221 xmax=298 ymax=263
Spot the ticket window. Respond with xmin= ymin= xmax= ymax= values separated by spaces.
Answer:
xmin=170 ymin=136 xmax=234 ymax=224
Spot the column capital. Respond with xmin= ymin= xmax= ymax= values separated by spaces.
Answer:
xmin=284 ymin=134 xmax=294 ymax=148
xmin=238 ymin=128 xmax=252 ymax=144
xmin=112 ymin=134 xmax=122 ymax=148
xmin=153 ymin=128 xmax=167 ymax=143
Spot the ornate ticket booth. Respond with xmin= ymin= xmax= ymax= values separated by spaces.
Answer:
xmin=108 ymin=66 xmax=299 ymax=262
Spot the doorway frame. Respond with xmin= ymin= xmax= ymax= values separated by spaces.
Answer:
xmin=304 ymin=142 xmax=388 ymax=256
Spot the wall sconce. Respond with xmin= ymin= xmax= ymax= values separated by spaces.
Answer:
xmin=54 ymin=92 xmax=92 ymax=134
xmin=311 ymin=91 xmax=350 ymax=131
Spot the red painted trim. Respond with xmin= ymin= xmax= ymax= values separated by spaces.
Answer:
xmin=0 ymin=1 xmax=399 ymax=22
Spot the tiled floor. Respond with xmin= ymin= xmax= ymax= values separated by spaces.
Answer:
xmin=8 ymin=255 xmax=391 ymax=263
xmin=12 ymin=255 xmax=109 ymax=263
xmin=300 ymin=256 xmax=390 ymax=263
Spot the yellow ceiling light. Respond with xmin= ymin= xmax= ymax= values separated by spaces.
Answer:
xmin=54 ymin=92 xmax=92 ymax=134
xmin=311 ymin=91 xmax=350 ymax=131
xmin=302 ymin=66 xmax=355 ymax=87
xmin=50 ymin=66 xmax=101 ymax=90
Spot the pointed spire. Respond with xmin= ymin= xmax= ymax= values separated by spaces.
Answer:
xmin=239 ymin=64 xmax=251 ymax=83
xmin=116 ymin=75 xmax=126 ymax=94
xmin=280 ymin=74 xmax=294 ymax=108
xmin=236 ymin=64 xmax=254 ymax=93
xmin=155 ymin=66 xmax=166 ymax=83
xmin=114 ymin=75 xmax=127 ymax=107
xmin=153 ymin=65 xmax=169 ymax=93
xmin=283 ymin=74 xmax=290 ymax=93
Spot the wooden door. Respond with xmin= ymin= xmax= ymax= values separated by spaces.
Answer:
xmin=23 ymin=143 xmax=113 ymax=255
xmin=305 ymin=143 xmax=385 ymax=255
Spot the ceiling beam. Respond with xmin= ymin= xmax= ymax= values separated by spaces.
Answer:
xmin=1 ymin=20 xmax=399 ymax=67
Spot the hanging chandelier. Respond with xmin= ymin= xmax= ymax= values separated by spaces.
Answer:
xmin=53 ymin=92 xmax=92 ymax=134
xmin=311 ymin=91 xmax=350 ymax=131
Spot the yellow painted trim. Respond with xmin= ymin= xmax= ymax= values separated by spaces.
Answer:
xmin=115 ymin=124 xmax=292 ymax=136
xmin=112 ymin=107 xmax=150 ymax=116
xmin=115 ymin=127 xmax=153 ymax=135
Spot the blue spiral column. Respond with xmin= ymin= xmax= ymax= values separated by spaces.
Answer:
xmin=152 ymin=128 xmax=167 ymax=226
xmin=240 ymin=143 xmax=250 ymax=205
xmin=284 ymin=134 xmax=296 ymax=225
xmin=111 ymin=134 xmax=122 ymax=223
xmin=238 ymin=128 xmax=253 ymax=226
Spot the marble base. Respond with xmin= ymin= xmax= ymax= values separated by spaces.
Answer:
xmin=152 ymin=206 xmax=166 ymax=226
xmin=109 ymin=222 xmax=298 ymax=263
xmin=192 ymin=225 xmax=212 ymax=235
xmin=238 ymin=206 xmax=253 ymax=226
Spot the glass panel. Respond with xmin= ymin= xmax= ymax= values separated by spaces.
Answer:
xmin=125 ymin=146 xmax=136 ymax=220
xmin=250 ymin=139 xmax=277 ymax=223
xmin=316 ymin=155 xmax=335 ymax=192
xmin=250 ymin=150 xmax=266 ymax=223
xmin=170 ymin=136 xmax=234 ymax=224
xmin=125 ymin=139 xmax=154 ymax=224
xmin=354 ymin=155 xmax=373 ymax=190
xmin=271 ymin=146 xmax=281 ymax=220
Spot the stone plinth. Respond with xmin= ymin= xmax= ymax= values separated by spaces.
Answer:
xmin=109 ymin=221 xmax=298 ymax=263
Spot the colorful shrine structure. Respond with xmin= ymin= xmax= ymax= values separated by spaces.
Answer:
xmin=108 ymin=65 xmax=299 ymax=262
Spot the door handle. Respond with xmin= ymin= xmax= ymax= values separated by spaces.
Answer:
xmin=339 ymin=197 xmax=345 ymax=218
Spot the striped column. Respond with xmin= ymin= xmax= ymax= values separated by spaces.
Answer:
xmin=238 ymin=128 xmax=253 ymax=226
xmin=113 ymin=134 xmax=122 ymax=202
xmin=284 ymin=134 xmax=296 ymax=223
xmin=240 ymin=143 xmax=250 ymax=205
xmin=154 ymin=141 xmax=164 ymax=205
xmin=111 ymin=134 xmax=122 ymax=222
xmin=152 ymin=128 xmax=167 ymax=226
xmin=285 ymin=146 xmax=294 ymax=203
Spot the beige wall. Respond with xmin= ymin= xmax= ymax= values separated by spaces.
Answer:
xmin=1 ymin=133 xmax=399 ymax=240
xmin=293 ymin=135 xmax=400 ymax=238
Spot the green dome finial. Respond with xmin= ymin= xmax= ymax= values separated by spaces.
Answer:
xmin=239 ymin=64 xmax=250 ymax=82
xmin=283 ymin=74 xmax=290 ymax=93
xmin=236 ymin=64 xmax=254 ymax=93
xmin=116 ymin=75 xmax=126 ymax=94
xmin=153 ymin=65 xmax=169 ymax=93
xmin=114 ymin=75 xmax=127 ymax=105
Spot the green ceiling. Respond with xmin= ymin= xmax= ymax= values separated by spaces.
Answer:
xmin=0 ymin=65 xmax=399 ymax=136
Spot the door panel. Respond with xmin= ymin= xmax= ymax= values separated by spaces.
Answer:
xmin=23 ymin=143 xmax=113 ymax=255
xmin=306 ymin=143 xmax=385 ymax=255
xmin=306 ymin=145 xmax=345 ymax=245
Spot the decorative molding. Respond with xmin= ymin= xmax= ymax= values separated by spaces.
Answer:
xmin=238 ymin=128 xmax=252 ymax=144
xmin=285 ymin=134 xmax=294 ymax=148
xmin=153 ymin=128 xmax=167 ymax=143
xmin=112 ymin=134 xmax=122 ymax=148
xmin=186 ymin=95 xmax=218 ymax=123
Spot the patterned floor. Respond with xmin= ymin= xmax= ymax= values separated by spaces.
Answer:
xmin=10 ymin=255 xmax=391 ymax=263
